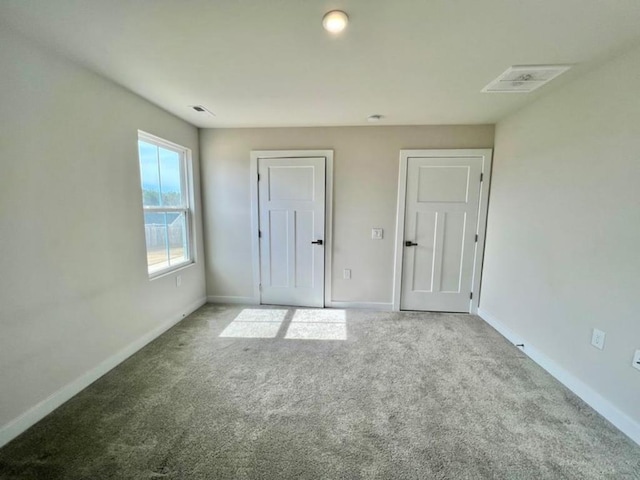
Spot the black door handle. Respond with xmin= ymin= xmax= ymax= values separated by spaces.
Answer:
xmin=405 ymin=241 xmax=418 ymax=247
xmin=311 ymin=240 xmax=323 ymax=245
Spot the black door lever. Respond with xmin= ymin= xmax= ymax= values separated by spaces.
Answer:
xmin=311 ymin=240 xmax=324 ymax=245
xmin=405 ymin=241 xmax=418 ymax=247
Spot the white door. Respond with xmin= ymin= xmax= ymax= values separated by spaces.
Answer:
xmin=258 ymin=157 xmax=325 ymax=307
xmin=400 ymin=156 xmax=482 ymax=312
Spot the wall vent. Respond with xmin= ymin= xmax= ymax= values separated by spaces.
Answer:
xmin=482 ymin=65 xmax=571 ymax=93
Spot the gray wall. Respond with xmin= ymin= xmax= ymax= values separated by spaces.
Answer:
xmin=0 ymin=28 xmax=206 ymax=435
xmin=200 ymin=125 xmax=494 ymax=303
xmin=481 ymin=43 xmax=640 ymax=426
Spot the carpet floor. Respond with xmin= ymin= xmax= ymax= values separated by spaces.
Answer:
xmin=0 ymin=305 xmax=638 ymax=479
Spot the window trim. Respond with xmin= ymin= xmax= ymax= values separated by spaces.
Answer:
xmin=137 ymin=130 xmax=195 ymax=279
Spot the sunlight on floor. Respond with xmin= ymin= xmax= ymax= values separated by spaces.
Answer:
xmin=218 ymin=308 xmax=347 ymax=340
xmin=285 ymin=309 xmax=347 ymax=340
xmin=219 ymin=309 xmax=287 ymax=338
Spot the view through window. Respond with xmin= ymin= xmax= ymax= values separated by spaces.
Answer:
xmin=137 ymin=132 xmax=192 ymax=276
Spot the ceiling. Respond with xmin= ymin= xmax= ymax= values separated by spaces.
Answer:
xmin=2 ymin=0 xmax=640 ymax=128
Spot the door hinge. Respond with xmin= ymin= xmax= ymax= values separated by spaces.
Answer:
xmin=259 ymin=284 xmax=262 ymax=291
xmin=480 ymin=173 xmax=484 ymax=182
xmin=257 ymin=173 xmax=260 ymax=181
xmin=470 ymin=292 xmax=473 ymax=300
xmin=475 ymin=234 xmax=478 ymax=242
xmin=258 ymin=230 xmax=262 ymax=238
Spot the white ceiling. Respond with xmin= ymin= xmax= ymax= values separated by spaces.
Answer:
xmin=2 ymin=0 xmax=640 ymax=128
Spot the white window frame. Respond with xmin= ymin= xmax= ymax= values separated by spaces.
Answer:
xmin=137 ymin=130 xmax=195 ymax=278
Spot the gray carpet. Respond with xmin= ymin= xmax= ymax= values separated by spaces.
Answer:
xmin=0 ymin=305 xmax=638 ymax=479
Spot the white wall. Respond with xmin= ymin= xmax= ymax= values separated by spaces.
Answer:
xmin=481 ymin=43 xmax=640 ymax=437
xmin=200 ymin=125 xmax=494 ymax=304
xmin=0 ymin=28 xmax=206 ymax=444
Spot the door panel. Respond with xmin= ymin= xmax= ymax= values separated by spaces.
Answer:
xmin=267 ymin=210 xmax=289 ymax=287
xmin=440 ymin=211 xmax=466 ymax=292
xmin=268 ymin=166 xmax=315 ymax=201
xmin=259 ymin=158 xmax=325 ymax=307
xmin=401 ymin=157 xmax=482 ymax=312
xmin=411 ymin=211 xmax=437 ymax=292
xmin=294 ymin=210 xmax=314 ymax=288
xmin=417 ymin=166 xmax=470 ymax=203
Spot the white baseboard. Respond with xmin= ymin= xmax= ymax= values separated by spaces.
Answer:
xmin=207 ymin=295 xmax=259 ymax=305
xmin=327 ymin=301 xmax=393 ymax=311
xmin=206 ymin=297 xmax=393 ymax=311
xmin=0 ymin=296 xmax=207 ymax=449
xmin=206 ymin=296 xmax=393 ymax=312
xmin=478 ymin=308 xmax=640 ymax=446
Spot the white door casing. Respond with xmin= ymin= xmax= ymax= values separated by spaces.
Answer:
xmin=250 ymin=150 xmax=334 ymax=308
xmin=393 ymin=149 xmax=492 ymax=313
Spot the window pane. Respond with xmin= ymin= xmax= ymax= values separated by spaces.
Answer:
xmin=159 ymin=148 xmax=184 ymax=206
xmin=138 ymin=133 xmax=192 ymax=277
xmin=144 ymin=212 xmax=168 ymax=273
xmin=167 ymin=212 xmax=188 ymax=266
xmin=138 ymin=141 xmax=160 ymax=207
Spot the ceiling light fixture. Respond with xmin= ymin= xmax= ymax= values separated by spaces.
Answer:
xmin=322 ymin=10 xmax=348 ymax=34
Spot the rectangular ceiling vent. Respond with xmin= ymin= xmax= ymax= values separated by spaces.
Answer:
xmin=190 ymin=105 xmax=216 ymax=116
xmin=482 ymin=65 xmax=571 ymax=93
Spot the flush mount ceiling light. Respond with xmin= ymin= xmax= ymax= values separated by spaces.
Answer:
xmin=482 ymin=65 xmax=572 ymax=93
xmin=323 ymin=10 xmax=348 ymax=33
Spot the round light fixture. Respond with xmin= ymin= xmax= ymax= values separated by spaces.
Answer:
xmin=322 ymin=10 xmax=349 ymax=34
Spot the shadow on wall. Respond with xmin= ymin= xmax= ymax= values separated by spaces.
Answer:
xmin=219 ymin=309 xmax=347 ymax=341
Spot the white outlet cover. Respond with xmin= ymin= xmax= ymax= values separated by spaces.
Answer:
xmin=371 ymin=228 xmax=383 ymax=240
xmin=591 ymin=328 xmax=606 ymax=350
xmin=632 ymin=350 xmax=640 ymax=372
xmin=343 ymin=269 xmax=351 ymax=280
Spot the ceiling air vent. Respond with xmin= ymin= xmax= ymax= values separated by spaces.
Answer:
xmin=190 ymin=105 xmax=215 ymax=116
xmin=482 ymin=65 xmax=571 ymax=93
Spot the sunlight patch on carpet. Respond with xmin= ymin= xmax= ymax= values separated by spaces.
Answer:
xmin=219 ymin=309 xmax=287 ymax=338
xmin=285 ymin=309 xmax=347 ymax=340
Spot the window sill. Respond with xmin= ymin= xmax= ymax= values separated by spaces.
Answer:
xmin=149 ymin=260 xmax=195 ymax=281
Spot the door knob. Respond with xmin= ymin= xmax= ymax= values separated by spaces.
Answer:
xmin=405 ymin=241 xmax=418 ymax=247
xmin=311 ymin=239 xmax=324 ymax=245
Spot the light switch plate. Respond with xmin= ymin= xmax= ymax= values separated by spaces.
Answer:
xmin=371 ymin=228 xmax=383 ymax=240
xmin=343 ymin=269 xmax=351 ymax=280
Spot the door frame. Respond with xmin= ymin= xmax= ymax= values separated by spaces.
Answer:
xmin=392 ymin=149 xmax=493 ymax=314
xmin=250 ymin=150 xmax=334 ymax=307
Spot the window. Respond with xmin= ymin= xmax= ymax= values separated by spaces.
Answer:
xmin=137 ymin=131 xmax=193 ymax=276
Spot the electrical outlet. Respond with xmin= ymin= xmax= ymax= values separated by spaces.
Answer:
xmin=591 ymin=328 xmax=606 ymax=350
xmin=371 ymin=228 xmax=383 ymax=240
xmin=343 ymin=269 xmax=351 ymax=280
xmin=176 ymin=275 xmax=182 ymax=287
xmin=632 ymin=350 xmax=640 ymax=372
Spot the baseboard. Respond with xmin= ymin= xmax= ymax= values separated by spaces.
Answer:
xmin=206 ymin=297 xmax=392 ymax=311
xmin=0 ymin=296 xmax=207 ymax=449
xmin=327 ymin=301 xmax=393 ymax=311
xmin=477 ymin=308 xmax=640 ymax=446
xmin=207 ymin=295 xmax=259 ymax=305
